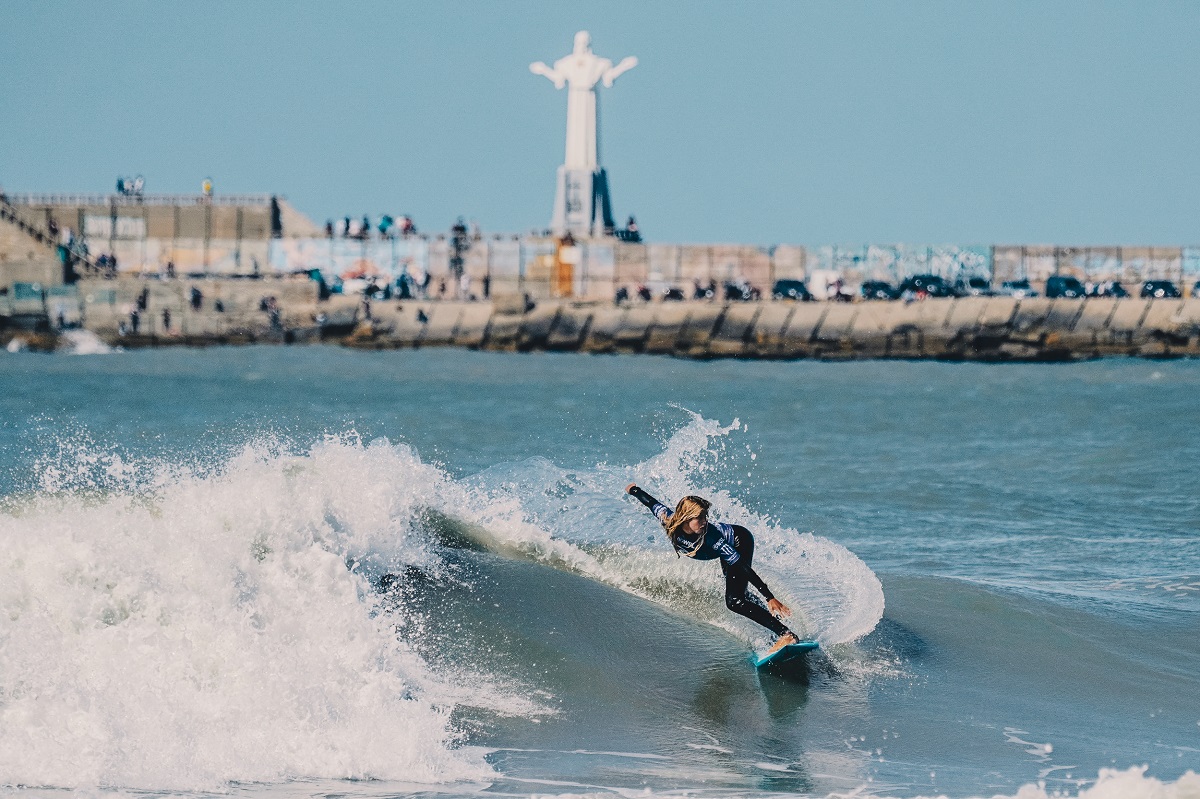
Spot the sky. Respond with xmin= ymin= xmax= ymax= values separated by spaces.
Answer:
xmin=3 ymin=1 xmax=1198 ymax=246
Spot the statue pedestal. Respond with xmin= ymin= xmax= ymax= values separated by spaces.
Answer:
xmin=552 ymin=166 xmax=615 ymax=239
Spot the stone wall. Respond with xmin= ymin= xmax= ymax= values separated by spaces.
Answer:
xmin=8 ymin=276 xmax=1200 ymax=361
xmin=447 ymin=297 xmax=1200 ymax=360
xmin=75 ymin=276 xmax=325 ymax=344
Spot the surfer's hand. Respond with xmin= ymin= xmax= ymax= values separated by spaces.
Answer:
xmin=625 ymin=483 xmax=637 ymax=494
xmin=767 ymin=598 xmax=791 ymax=619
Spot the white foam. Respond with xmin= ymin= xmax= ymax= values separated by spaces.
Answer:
xmin=0 ymin=436 xmax=509 ymax=791
xmin=57 ymin=329 xmax=119 ymax=355
xmin=902 ymin=766 xmax=1200 ymax=799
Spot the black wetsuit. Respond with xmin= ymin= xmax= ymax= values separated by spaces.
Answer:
xmin=628 ymin=487 xmax=791 ymax=637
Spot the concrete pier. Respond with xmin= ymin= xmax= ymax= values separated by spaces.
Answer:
xmin=348 ymin=294 xmax=1200 ymax=360
xmin=9 ymin=277 xmax=1197 ymax=360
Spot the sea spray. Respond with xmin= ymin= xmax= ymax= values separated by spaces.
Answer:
xmin=458 ymin=409 xmax=885 ymax=648
xmin=57 ymin=329 xmax=119 ymax=356
xmin=0 ymin=437 xmax=503 ymax=790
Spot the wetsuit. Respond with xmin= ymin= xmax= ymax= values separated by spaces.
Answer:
xmin=628 ymin=486 xmax=792 ymax=637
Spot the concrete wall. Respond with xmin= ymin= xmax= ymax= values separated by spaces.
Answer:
xmin=1 ymin=196 xmax=317 ymax=278
xmin=41 ymin=287 xmax=1200 ymax=361
xmin=8 ymin=197 xmax=1200 ymax=295
xmin=75 ymin=276 xmax=323 ymax=343
xmin=470 ymin=297 xmax=1200 ymax=360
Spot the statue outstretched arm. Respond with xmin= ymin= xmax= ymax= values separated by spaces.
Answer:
xmin=530 ymin=61 xmax=566 ymax=89
xmin=602 ymin=56 xmax=638 ymax=87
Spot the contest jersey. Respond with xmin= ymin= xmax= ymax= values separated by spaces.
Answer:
xmin=650 ymin=502 xmax=741 ymax=565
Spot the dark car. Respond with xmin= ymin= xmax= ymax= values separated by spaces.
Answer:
xmin=1045 ymin=275 xmax=1086 ymax=298
xmin=662 ymin=287 xmax=685 ymax=301
xmin=998 ymin=279 xmax=1038 ymax=298
xmin=859 ymin=280 xmax=898 ymax=300
xmin=1193 ymin=280 xmax=1200 ymax=299
xmin=1141 ymin=280 xmax=1181 ymax=299
xmin=725 ymin=280 xmax=761 ymax=301
xmin=898 ymin=274 xmax=955 ymax=297
xmin=771 ymin=279 xmax=812 ymax=301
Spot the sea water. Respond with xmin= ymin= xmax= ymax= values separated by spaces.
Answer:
xmin=0 ymin=346 xmax=1196 ymax=799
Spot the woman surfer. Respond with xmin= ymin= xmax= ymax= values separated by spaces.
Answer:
xmin=625 ymin=483 xmax=800 ymax=655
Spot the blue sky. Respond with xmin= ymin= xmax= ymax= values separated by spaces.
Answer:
xmin=3 ymin=1 xmax=1198 ymax=245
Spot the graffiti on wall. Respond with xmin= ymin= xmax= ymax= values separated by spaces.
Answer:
xmin=64 ymin=229 xmax=1200 ymax=296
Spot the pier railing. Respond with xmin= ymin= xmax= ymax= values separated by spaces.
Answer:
xmin=3 ymin=193 xmax=1198 ymax=298
xmin=5 ymin=193 xmax=275 ymax=207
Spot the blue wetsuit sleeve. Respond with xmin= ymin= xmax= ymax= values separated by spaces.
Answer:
xmin=628 ymin=486 xmax=670 ymax=523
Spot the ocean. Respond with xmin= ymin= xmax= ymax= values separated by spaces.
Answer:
xmin=0 ymin=343 xmax=1197 ymax=799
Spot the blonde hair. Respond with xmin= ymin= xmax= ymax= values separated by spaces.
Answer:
xmin=663 ymin=495 xmax=711 ymax=554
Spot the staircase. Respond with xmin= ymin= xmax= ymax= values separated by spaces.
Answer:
xmin=0 ymin=194 xmax=97 ymax=278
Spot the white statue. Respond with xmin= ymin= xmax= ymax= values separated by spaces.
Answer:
xmin=531 ymin=32 xmax=637 ymax=237
xmin=531 ymin=31 xmax=637 ymax=170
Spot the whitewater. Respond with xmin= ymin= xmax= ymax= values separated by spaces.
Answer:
xmin=0 ymin=347 xmax=1196 ymax=799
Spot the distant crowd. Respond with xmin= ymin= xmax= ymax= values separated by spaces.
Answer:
xmin=324 ymin=214 xmax=427 ymax=240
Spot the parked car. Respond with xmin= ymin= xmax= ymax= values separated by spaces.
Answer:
xmin=859 ymin=280 xmax=898 ymax=300
xmin=898 ymin=274 xmax=955 ymax=298
xmin=724 ymin=280 xmax=761 ymax=301
xmin=955 ymin=276 xmax=993 ymax=296
xmin=1193 ymin=280 xmax=1200 ymax=299
xmin=997 ymin=279 xmax=1038 ymax=298
xmin=1045 ymin=275 xmax=1086 ymax=298
xmin=770 ymin=279 xmax=813 ymax=301
xmin=1140 ymin=280 xmax=1181 ymax=299
xmin=661 ymin=287 xmax=685 ymax=301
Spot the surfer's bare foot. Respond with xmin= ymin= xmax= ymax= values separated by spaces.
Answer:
xmin=767 ymin=632 xmax=799 ymax=655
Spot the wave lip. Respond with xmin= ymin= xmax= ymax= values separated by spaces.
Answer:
xmin=0 ymin=437 xmax=493 ymax=791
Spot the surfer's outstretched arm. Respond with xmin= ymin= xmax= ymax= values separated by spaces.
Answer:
xmin=626 ymin=483 xmax=670 ymax=524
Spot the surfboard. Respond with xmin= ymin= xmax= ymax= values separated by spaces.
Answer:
xmin=751 ymin=639 xmax=819 ymax=669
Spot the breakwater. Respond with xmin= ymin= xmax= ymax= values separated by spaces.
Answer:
xmin=363 ymin=295 xmax=1200 ymax=360
xmin=11 ymin=278 xmax=1198 ymax=360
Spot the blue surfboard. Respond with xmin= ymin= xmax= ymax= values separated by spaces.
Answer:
xmin=751 ymin=639 xmax=819 ymax=669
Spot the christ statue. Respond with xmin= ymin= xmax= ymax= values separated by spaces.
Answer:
xmin=531 ymin=31 xmax=638 ymax=172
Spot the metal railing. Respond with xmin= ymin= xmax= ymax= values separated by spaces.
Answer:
xmin=5 ymin=193 xmax=275 ymax=207
xmin=0 ymin=196 xmax=100 ymax=276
